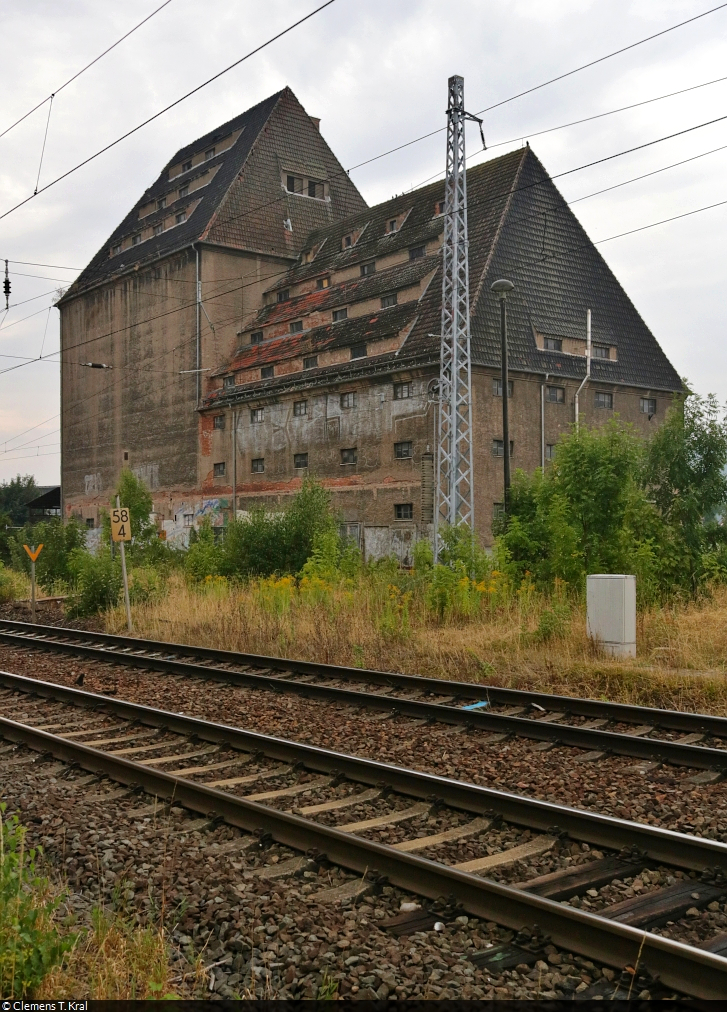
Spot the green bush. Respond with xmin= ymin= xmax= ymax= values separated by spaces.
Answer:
xmin=128 ymin=566 xmax=166 ymax=605
xmin=185 ymin=519 xmax=223 ymax=582
xmin=67 ymin=548 xmax=122 ymax=618
xmin=9 ymin=518 xmax=85 ymax=589
xmin=0 ymin=805 xmax=72 ymax=997
xmin=0 ymin=562 xmax=25 ymax=603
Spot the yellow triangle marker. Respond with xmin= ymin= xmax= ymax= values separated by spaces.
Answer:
xmin=23 ymin=544 xmax=43 ymax=563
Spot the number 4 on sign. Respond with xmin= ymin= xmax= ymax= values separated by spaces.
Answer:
xmin=23 ymin=544 xmax=43 ymax=562
xmin=110 ymin=507 xmax=132 ymax=542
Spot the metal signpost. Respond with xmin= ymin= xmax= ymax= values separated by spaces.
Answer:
xmin=22 ymin=543 xmax=43 ymax=622
xmin=111 ymin=496 xmax=132 ymax=632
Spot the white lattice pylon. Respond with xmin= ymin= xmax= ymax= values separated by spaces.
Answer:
xmin=434 ymin=75 xmax=477 ymax=559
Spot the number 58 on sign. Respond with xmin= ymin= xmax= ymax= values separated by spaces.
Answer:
xmin=110 ymin=507 xmax=132 ymax=542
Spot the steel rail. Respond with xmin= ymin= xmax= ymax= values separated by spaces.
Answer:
xmin=1 ymin=617 xmax=726 ymax=737
xmin=0 ymin=624 xmax=725 ymax=771
xmin=1 ymin=710 xmax=727 ymax=997
xmin=1 ymin=668 xmax=726 ymax=874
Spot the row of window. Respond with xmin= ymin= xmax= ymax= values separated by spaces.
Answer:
xmin=286 ymin=175 xmax=325 ymax=200
xmin=492 ymin=378 xmax=654 ymax=415
xmin=213 ymin=442 xmax=412 ymax=475
xmin=216 ymin=382 xmax=413 ymax=420
xmin=180 ymin=148 xmax=215 ymax=175
xmin=115 ymin=209 xmax=188 ymax=254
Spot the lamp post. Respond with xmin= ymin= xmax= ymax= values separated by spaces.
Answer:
xmin=491 ymin=279 xmax=515 ymax=513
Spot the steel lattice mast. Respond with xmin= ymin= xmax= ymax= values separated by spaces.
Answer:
xmin=434 ymin=75 xmax=483 ymax=560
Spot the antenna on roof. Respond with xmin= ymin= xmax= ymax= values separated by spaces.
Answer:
xmin=434 ymin=75 xmax=476 ymax=561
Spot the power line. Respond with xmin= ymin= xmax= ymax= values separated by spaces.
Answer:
xmin=0 ymin=0 xmax=339 ymax=225
xmin=0 ymin=0 xmax=175 ymax=143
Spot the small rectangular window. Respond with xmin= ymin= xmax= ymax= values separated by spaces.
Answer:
xmin=545 ymin=443 xmax=555 ymax=460
xmin=303 ymin=355 xmax=318 ymax=370
xmin=381 ymin=293 xmax=398 ymax=309
xmin=393 ymin=381 xmax=412 ymax=400
xmin=409 ymin=245 xmax=426 ymax=260
xmin=205 ymin=147 xmax=215 ymax=160
xmin=213 ymin=414 xmax=225 ymax=430
xmin=261 ymin=365 xmax=274 ymax=379
xmin=545 ymin=385 xmax=565 ymax=403
xmin=111 ymin=243 xmax=122 ymax=256
xmin=343 ymin=234 xmax=352 ymax=248
xmin=340 ymin=447 xmax=357 ymax=465
xmin=294 ymin=452 xmax=309 ymax=469
xmin=595 ymin=391 xmax=613 ymax=409
xmin=640 ymin=397 xmax=656 ymax=415
xmin=592 ymin=344 xmax=610 ymax=359
xmin=308 ymin=180 xmax=323 ymax=199
xmin=492 ymin=378 xmax=513 ymax=397
xmin=85 ymin=517 xmax=95 ymax=529
xmin=132 ymin=234 xmax=141 ymax=246
xmin=153 ymin=223 xmax=164 ymax=236
xmin=176 ymin=211 xmax=186 ymax=224
xmin=223 ymin=375 xmax=235 ymax=390
xmin=213 ymin=462 xmax=226 ymax=477
xmin=251 ymin=458 xmax=264 ymax=473
xmin=157 ymin=197 xmax=166 ymax=211
xmin=389 ymin=219 xmax=398 ymax=233
xmin=544 ymin=337 xmax=562 ymax=351
xmin=316 ymin=276 xmax=330 ymax=289
xmin=492 ymin=440 xmax=514 ymax=457
xmin=434 ymin=200 xmax=445 ymax=216
xmin=183 ymin=513 xmax=194 ymax=527
xmin=493 ymin=502 xmax=504 ymax=520
xmin=251 ymin=331 xmax=263 ymax=345
xmin=340 ymin=392 xmax=357 ymax=409
xmin=332 ymin=308 xmax=348 ymax=322
xmin=350 ymin=343 xmax=367 ymax=359
xmin=290 ymin=320 xmax=303 ymax=334
xmin=182 ymin=160 xmax=192 ymax=172
xmin=360 ymin=261 xmax=376 ymax=276
xmin=178 ymin=183 xmax=189 ymax=198
xmin=287 ymin=174 xmax=296 ymax=192
xmin=395 ymin=503 xmax=413 ymax=520
xmin=277 ymin=289 xmax=290 ymax=303
xmin=293 ymin=400 xmax=307 ymax=416
xmin=250 ymin=408 xmax=264 ymax=423
xmin=395 ymin=441 xmax=412 ymax=459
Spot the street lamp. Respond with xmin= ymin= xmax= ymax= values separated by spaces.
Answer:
xmin=491 ymin=279 xmax=515 ymax=513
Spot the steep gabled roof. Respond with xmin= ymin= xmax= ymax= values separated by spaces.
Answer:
xmin=62 ymin=92 xmax=286 ymax=299
xmin=207 ymin=145 xmax=682 ymax=405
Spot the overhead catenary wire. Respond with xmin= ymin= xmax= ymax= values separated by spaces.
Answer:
xmin=0 ymin=0 xmax=340 ymax=225
xmin=0 ymin=0 xmax=175 ymax=143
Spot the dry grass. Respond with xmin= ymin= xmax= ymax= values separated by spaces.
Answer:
xmin=105 ymin=572 xmax=727 ymax=715
xmin=39 ymin=909 xmax=174 ymax=1000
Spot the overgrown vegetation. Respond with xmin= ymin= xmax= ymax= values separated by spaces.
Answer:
xmin=0 ymin=805 xmax=72 ymax=997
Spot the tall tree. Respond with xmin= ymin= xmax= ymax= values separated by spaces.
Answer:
xmin=0 ymin=475 xmax=38 ymax=525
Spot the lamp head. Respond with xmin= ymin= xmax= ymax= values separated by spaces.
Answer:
xmin=491 ymin=279 xmax=515 ymax=299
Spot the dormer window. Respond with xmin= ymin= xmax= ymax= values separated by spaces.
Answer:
xmin=205 ymin=147 xmax=215 ymax=160
xmin=544 ymin=337 xmax=562 ymax=352
xmin=290 ymin=320 xmax=303 ymax=334
xmin=286 ymin=175 xmax=303 ymax=193
xmin=176 ymin=211 xmax=186 ymax=224
xmin=307 ymin=180 xmax=324 ymax=199
xmin=360 ymin=261 xmax=375 ymax=276
xmin=592 ymin=344 xmax=610 ymax=360
xmin=154 ymin=223 xmax=164 ymax=236
xmin=111 ymin=243 xmax=122 ymax=257
xmin=223 ymin=375 xmax=235 ymax=390
xmin=316 ymin=277 xmax=330 ymax=290
xmin=251 ymin=331 xmax=263 ymax=345
xmin=132 ymin=234 xmax=141 ymax=246
xmin=179 ymin=183 xmax=189 ymax=198
xmin=409 ymin=245 xmax=426 ymax=260
xmin=182 ymin=160 xmax=192 ymax=172
xmin=157 ymin=197 xmax=166 ymax=211
xmin=389 ymin=219 xmax=398 ymax=233
xmin=261 ymin=365 xmax=274 ymax=379
xmin=332 ymin=308 xmax=348 ymax=323
xmin=434 ymin=200 xmax=445 ymax=216
xmin=381 ymin=293 xmax=398 ymax=309
xmin=343 ymin=234 xmax=352 ymax=248
xmin=277 ymin=289 xmax=290 ymax=303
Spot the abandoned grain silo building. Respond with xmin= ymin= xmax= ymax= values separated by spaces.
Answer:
xmin=58 ymin=87 xmax=682 ymax=558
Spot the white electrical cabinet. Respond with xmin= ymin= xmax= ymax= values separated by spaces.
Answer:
xmin=586 ymin=574 xmax=636 ymax=658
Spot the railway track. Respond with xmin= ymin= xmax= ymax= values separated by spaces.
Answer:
xmin=2 ymin=668 xmax=727 ymax=998
xmin=1 ymin=618 xmax=727 ymax=777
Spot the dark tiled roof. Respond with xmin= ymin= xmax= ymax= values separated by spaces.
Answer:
xmin=206 ymin=145 xmax=681 ymax=404
xmin=60 ymin=88 xmax=367 ymax=301
xmin=61 ymin=92 xmax=286 ymax=299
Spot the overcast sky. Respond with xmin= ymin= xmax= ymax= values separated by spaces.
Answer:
xmin=1 ymin=0 xmax=726 ymax=485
